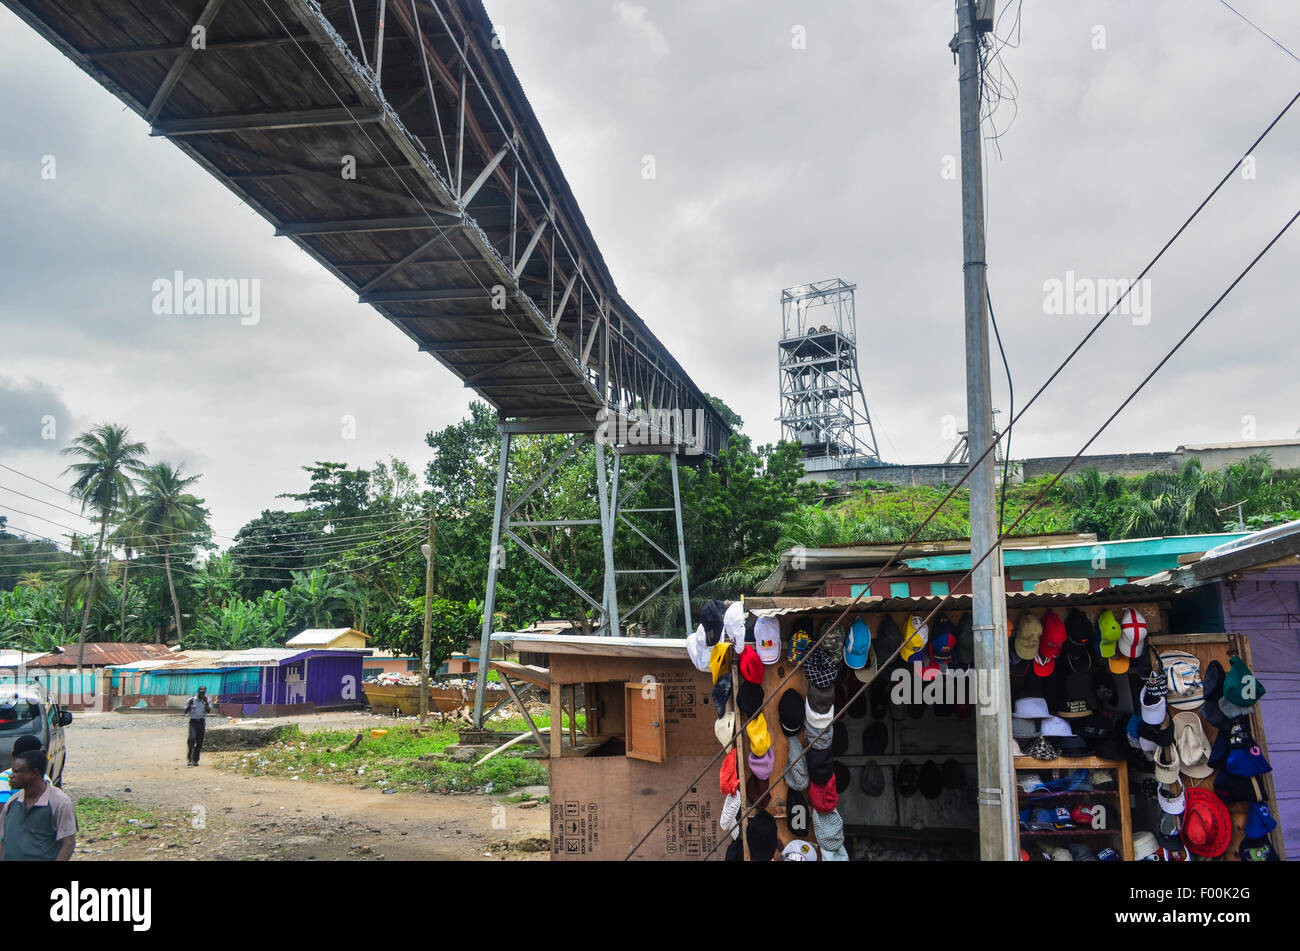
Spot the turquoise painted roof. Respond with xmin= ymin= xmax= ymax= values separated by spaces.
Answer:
xmin=901 ymin=533 xmax=1250 ymax=580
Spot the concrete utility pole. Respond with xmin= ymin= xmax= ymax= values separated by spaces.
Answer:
xmin=419 ymin=512 xmax=435 ymax=726
xmin=953 ymin=0 xmax=1017 ymax=861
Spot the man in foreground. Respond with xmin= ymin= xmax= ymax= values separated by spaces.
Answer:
xmin=185 ymin=685 xmax=211 ymax=765
xmin=0 ymin=749 xmax=76 ymax=861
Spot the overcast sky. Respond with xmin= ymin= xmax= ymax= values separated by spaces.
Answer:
xmin=1 ymin=0 xmax=1298 ymax=548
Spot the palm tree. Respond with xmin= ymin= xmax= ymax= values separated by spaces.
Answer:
xmin=62 ymin=424 xmax=148 ymax=668
xmin=108 ymin=504 xmax=145 ymax=641
xmin=131 ymin=462 xmax=208 ymax=643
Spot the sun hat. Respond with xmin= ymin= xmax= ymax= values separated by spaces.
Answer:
xmin=844 ymin=618 xmax=871 ymax=669
xmin=709 ymin=641 xmax=731 ymax=685
xmin=1134 ymin=831 xmax=1159 ymax=861
xmin=714 ymin=710 xmax=735 ymax=746
xmin=1013 ymin=613 xmax=1042 ymax=661
xmin=1154 ymin=744 xmax=1181 ymax=783
xmin=1012 ymin=696 xmax=1051 ymax=719
xmin=1139 ymin=687 xmax=1167 ymax=726
xmin=901 ymin=615 xmax=930 ymax=662
xmin=1035 ymin=613 xmax=1068 ymax=677
xmin=1223 ymin=655 xmax=1266 ymax=707
xmin=1041 ymin=716 xmax=1074 ymax=738
xmin=1112 ymin=608 xmax=1148 ymax=674
xmin=1244 ymin=802 xmax=1277 ymax=839
xmin=748 ymin=747 xmax=774 ymax=780
xmin=686 ymin=625 xmax=710 ymax=671
xmin=746 ymin=809 xmax=779 ymax=861
xmin=1182 ymin=787 xmax=1231 ymax=857
xmin=754 ymin=616 xmax=782 ymax=664
xmin=785 ymin=627 xmax=812 ymax=664
xmin=804 ymin=700 xmax=833 ymax=731
xmin=1161 ymin=650 xmax=1204 ymax=710
xmin=1173 ymin=711 xmax=1213 ymax=778
xmin=782 ymin=838 xmax=819 ymax=861
xmin=778 ymin=688 xmax=805 ymax=735
xmin=1158 ymin=779 xmax=1186 ymax=815
xmin=746 ymin=712 xmax=772 ymax=756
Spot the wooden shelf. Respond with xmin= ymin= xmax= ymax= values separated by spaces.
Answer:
xmin=1015 ymin=757 xmax=1133 ymax=861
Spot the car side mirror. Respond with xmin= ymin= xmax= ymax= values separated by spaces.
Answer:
xmin=58 ymin=711 xmax=73 ymax=726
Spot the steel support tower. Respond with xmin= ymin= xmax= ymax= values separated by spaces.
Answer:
xmin=778 ymin=279 xmax=880 ymax=470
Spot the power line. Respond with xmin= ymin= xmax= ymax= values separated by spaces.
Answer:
xmin=1218 ymin=0 xmax=1300 ymax=63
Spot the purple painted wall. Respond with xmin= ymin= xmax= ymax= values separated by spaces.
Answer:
xmin=1218 ymin=568 xmax=1300 ymax=860
xmin=304 ymin=654 xmax=363 ymax=707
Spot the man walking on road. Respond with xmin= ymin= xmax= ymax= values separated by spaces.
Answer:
xmin=185 ymin=686 xmax=211 ymax=766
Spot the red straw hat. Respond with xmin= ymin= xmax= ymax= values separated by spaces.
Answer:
xmin=1182 ymin=787 xmax=1231 ymax=857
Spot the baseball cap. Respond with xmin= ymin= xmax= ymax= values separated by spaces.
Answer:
xmin=711 ymin=678 xmax=732 ymax=717
xmin=782 ymin=839 xmax=818 ymax=861
xmin=1244 ymin=802 xmax=1277 ymax=839
xmin=700 ymin=599 xmax=726 ymax=644
xmin=1013 ymin=613 xmax=1043 ymax=661
xmin=778 ymin=688 xmax=805 ymax=735
xmin=874 ymin=615 xmax=903 ymax=663
xmin=714 ymin=710 xmax=735 ymax=747
xmin=1035 ymin=612 xmax=1067 ymax=677
xmin=803 ymin=646 xmax=838 ymax=689
xmin=745 ymin=712 xmax=771 ymax=756
xmin=686 ymin=625 xmax=710 ymax=671
xmin=805 ymin=700 xmax=833 ymax=731
xmin=722 ymin=601 xmax=746 ymax=651
xmin=754 ymin=616 xmax=782 ymax=664
xmin=901 ymin=615 xmax=929 ymax=662
xmin=1096 ymin=609 xmax=1121 ymax=662
xmin=844 ymin=618 xmax=871 ymax=669
xmin=929 ymin=618 xmax=957 ymax=671
xmin=738 ymin=645 xmax=764 ymax=685
xmin=1113 ymin=608 xmax=1148 ymax=674
xmin=1223 ymin=655 xmax=1266 ymax=707
xmin=709 ymin=641 xmax=731 ymax=685
xmin=786 ymin=627 xmax=812 ymax=664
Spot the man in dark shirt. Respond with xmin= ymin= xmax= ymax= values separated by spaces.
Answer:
xmin=0 ymin=750 xmax=76 ymax=861
xmin=184 ymin=686 xmax=211 ymax=766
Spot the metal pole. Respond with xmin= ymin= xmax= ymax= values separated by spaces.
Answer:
xmin=954 ymin=0 xmax=1016 ymax=862
xmin=473 ymin=431 xmax=511 ymax=727
xmin=669 ymin=450 xmax=693 ymax=633
xmin=419 ymin=511 xmax=435 ymax=726
xmin=594 ymin=436 xmax=620 ymax=637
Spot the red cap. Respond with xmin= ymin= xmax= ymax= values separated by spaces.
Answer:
xmin=739 ymin=646 xmax=765 ymax=685
xmin=1034 ymin=613 xmax=1067 ymax=677
xmin=808 ymin=773 xmax=839 ymax=813
xmin=720 ymin=750 xmax=738 ymax=796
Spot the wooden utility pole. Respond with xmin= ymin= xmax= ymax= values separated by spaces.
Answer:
xmin=419 ymin=511 xmax=435 ymax=726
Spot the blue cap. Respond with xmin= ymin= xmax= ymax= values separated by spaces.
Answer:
xmin=1245 ymin=802 xmax=1277 ymax=839
xmin=844 ymin=618 xmax=871 ymax=669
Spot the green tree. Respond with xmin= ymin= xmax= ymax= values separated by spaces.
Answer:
xmin=131 ymin=462 xmax=209 ymax=642
xmin=61 ymin=423 xmax=148 ymax=664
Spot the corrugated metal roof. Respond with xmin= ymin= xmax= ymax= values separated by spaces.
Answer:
xmin=286 ymin=628 xmax=369 ymax=646
xmin=27 ymin=643 xmax=176 ymax=667
xmin=0 ymin=651 xmax=48 ymax=668
xmin=746 ymin=583 xmax=1177 ymax=617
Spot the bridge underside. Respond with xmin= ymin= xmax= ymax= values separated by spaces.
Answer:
xmin=7 ymin=0 xmax=729 ymax=454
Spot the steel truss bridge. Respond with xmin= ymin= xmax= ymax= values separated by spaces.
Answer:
xmin=7 ymin=0 xmax=732 ymax=721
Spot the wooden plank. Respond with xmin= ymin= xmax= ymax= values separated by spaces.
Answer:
xmin=489 ymin=660 xmax=549 ymax=689
xmin=550 ymin=682 xmax=562 ymax=759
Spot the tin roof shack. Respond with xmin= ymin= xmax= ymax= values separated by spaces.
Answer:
xmin=492 ymin=633 xmax=723 ymax=860
xmin=109 ymin=652 xmax=260 ymax=711
xmin=25 ymin=643 xmax=177 ymax=710
xmin=1141 ymin=519 xmax=1300 ymax=858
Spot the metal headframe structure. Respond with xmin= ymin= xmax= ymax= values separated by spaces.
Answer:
xmin=778 ymin=279 xmax=881 ymax=470
xmin=6 ymin=0 xmax=736 ymax=725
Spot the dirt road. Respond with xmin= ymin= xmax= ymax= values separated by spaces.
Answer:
xmin=62 ymin=711 xmax=550 ymax=861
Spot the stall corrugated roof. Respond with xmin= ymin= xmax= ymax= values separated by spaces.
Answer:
xmin=26 ymin=643 xmax=177 ymax=667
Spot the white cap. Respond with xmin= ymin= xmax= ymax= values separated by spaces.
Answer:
xmin=782 ymin=838 xmax=818 ymax=861
xmin=804 ymin=700 xmax=834 ymax=730
xmin=686 ymin=625 xmax=710 ymax=672
xmin=723 ymin=601 xmax=746 ymax=651
xmin=754 ymin=616 xmax=781 ymax=664
xmin=1140 ymin=689 xmax=1167 ymax=726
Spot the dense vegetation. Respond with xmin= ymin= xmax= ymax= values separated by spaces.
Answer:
xmin=4 ymin=407 xmax=1297 ymax=671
